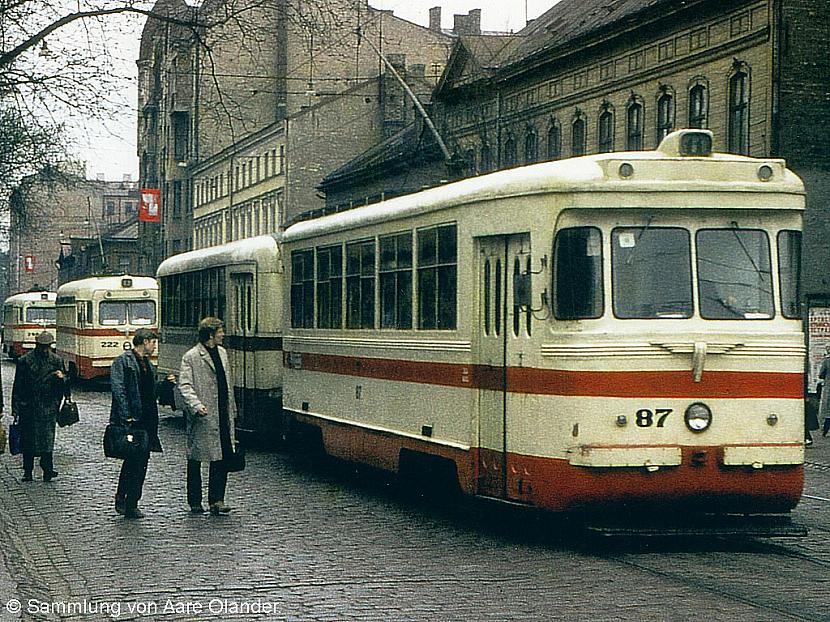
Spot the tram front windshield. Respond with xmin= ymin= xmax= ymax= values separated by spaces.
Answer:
xmin=99 ymin=300 xmax=156 ymax=325
xmin=610 ymin=226 xmax=776 ymax=320
xmin=26 ymin=306 xmax=56 ymax=324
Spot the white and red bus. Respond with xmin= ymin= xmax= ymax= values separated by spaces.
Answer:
xmin=280 ymin=130 xmax=806 ymax=532
xmin=55 ymin=275 xmax=159 ymax=380
xmin=2 ymin=291 xmax=57 ymax=359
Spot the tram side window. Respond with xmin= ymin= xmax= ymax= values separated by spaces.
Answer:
xmin=418 ymin=223 xmax=457 ymax=330
xmin=317 ymin=245 xmax=342 ymax=329
xmin=291 ymin=250 xmax=314 ymax=328
xmin=612 ymin=227 xmax=693 ymax=319
xmin=553 ymin=227 xmax=603 ymax=320
xmin=346 ymin=240 xmax=376 ymax=329
xmin=778 ymin=230 xmax=801 ymax=319
xmin=697 ymin=229 xmax=773 ymax=319
xmin=380 ymin=232 xmax=413 ymax=329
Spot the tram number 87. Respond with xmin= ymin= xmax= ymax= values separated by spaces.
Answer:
xmin=636 ymin=408 xmax=673 ymax=428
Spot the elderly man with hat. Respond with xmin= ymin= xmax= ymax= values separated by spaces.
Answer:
xmin=11 ymin=331 xmax=70 ymax=481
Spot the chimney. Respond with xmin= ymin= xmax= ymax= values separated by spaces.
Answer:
xmin=468 ymin=9 xmax=481 ymax=34
xmin=454 ymin=9 xmax=482 ymax=36
xmin=429 ymin=6 xmax=441 ymax=32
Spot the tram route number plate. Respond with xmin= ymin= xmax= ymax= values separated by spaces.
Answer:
xmin=635 ymin=408 xmax=673 ymax=427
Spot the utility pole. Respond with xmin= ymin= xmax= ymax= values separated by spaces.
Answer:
xmin=355 ymin=27 xmax=452 ymax=163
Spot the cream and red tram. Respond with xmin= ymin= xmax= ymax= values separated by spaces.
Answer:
xmin=156 ymin=234 xmax=284 ymax=441
xmin=2 ymin=291 xmax=57 ymax=359
xmin=55 ymin=275 xmax=159 ymax=380
xmin=281 ymin=130 xmax=805 ymax=527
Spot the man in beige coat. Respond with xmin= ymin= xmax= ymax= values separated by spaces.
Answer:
xmin=178 ymin=317 xmax=237 ymax=515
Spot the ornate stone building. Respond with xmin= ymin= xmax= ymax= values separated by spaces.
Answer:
xmin=324 ymin=0 xmax=830 ymax=302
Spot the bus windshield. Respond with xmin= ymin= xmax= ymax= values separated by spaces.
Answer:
xmin=26 ymin=306 xmax=56 ymax=324
xmin=99 ymin=301 xmax=156 ymax=325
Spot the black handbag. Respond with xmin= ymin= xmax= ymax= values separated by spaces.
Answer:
xmin=57 ymin=399 xmax=80 ymax=428
xmin=8 ymin=421 xmax=21 ymax=456
xmin=223 ymin=442 xmax=246 ymax=472
xmin=103 ymin=423 xmax=149 ymax=460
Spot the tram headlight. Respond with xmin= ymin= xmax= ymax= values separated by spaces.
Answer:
xmin=684 ymin=402 xmax=712 ymax=433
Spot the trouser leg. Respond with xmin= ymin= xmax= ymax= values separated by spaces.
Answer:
xmin=823 ymin=417 xmax=830 ymax=436
xmin=208 ymin=460 xmax=228 ymax=505
xmin=187 ymin=460 xmax=203 ymax=507
xmin=40 ymin=453 xmax=53 ymax=475
xmin=120 ymin=454 xmax=149 ymax=508
xmin=22 ymin=453 xmax=33 ymax=477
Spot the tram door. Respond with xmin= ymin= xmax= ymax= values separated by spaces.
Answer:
xmin=476 ymin=234 xmax=531 ymax=500
xmin=230 ymin=272 xmax=254 ymax=427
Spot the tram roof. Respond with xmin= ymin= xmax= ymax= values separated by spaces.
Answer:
xmin=285 ymin=131 xmax=804 ymax=243
xmin=156 ymin=234 xmax=281 ymax=278
xmin=56 ymin=275 xmax=158 ymax=297
xmin=4 ymin=291 xmax=56 ymax=305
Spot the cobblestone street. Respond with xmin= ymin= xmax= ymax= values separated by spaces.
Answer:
xmin=0 ymin=360 xmax=829 ymax=621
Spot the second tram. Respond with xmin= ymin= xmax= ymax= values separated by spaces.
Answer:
xmin=156 ymin=235 xmax=284 ymax=442
xmin=2 ymin=291 xmax=57 ymax=359
xmin=56 ymin=275 xmax=159 ymax=380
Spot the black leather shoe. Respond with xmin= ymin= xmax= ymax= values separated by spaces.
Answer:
xmin=115 ymin=495 xmax=126 ymax=516
xmin=22 ymin=474 xmax=33 ymax=482
xmin=43 ymin=470 xmax=58 ymax=482
xmin=190 ymin=505 xmax=206 ymax=514
xmin=209 ymin=502 xmax=231 ymax=516
xmin=124 ymin=508 xmax=144 ymax=519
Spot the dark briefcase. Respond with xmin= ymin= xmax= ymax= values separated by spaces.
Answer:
xmin=103 ymin=424 xmax=149 ymax=460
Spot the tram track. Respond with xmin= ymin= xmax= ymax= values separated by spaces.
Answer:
xmin=596 ymin=459 xmax=830 ymax=620
xmin=607 ymin=553 xmax=819 ymax=622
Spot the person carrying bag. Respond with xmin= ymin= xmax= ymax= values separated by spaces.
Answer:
xmin=106 ymin=329 xmax=163 ymax=519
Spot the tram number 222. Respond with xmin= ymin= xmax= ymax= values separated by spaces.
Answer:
xmin=101 ymin=341 xmax=132 ymax=350
xmin=636 ymin=408 xmax=673 ymax=428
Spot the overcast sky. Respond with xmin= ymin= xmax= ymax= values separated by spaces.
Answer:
xmin=76 ymin=0 xmax=557 ymax=182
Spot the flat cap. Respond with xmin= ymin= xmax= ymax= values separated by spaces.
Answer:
xmin=35 ymin=331 xmax=55 ymax=345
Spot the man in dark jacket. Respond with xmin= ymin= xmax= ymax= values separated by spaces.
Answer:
xmin=110 ymin=328 xmax=163 ymax=519
xmin=11 ymin=331 xmax=70 ymax=482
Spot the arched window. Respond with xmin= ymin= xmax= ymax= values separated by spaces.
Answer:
xmin=480 ymin=144 xmax=492 ymax=172
xmin=547 ymin=120 xmax=561 ymax=160
xmin=688 ymin=81 xmax=707 ymax=128
xmin=728 ymin=66 xmax=750 ymax=154
xmin=524 ymin=127 xmax=538 ymax=164
xmin=656 ymin=90 xmax=674 ymax=142
xmin=572 ymin=114 xmax=586 ymax=156
xmin=598 ymin=105 xmax=614 ymax=152
xmin=503 ymin=135 xmax=517 ymax=168
xmin=626 ymin=99 xmax=644 ymax=150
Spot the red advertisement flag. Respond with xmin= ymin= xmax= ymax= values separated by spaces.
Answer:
xmin=23 ymin=255 xmax=35 ymax=272
xmin=139 ymin=188 xmax=161 ymax=222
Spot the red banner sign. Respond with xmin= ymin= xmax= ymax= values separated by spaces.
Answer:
xmin=139 ymin=188 xmax=161 ymax=222
xmin=23 ymin=255 xmax=35 ymax=272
